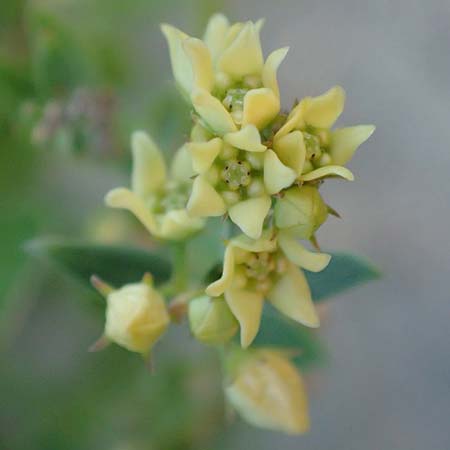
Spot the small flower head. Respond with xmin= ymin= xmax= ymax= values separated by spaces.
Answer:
xmin=94 ymin=274 xmax=170 ymax=354
xmin=105 ymin=131 xmax=204 ymax=241
xmin=206 ymin=231 xmax=331 ymax=347
xmin=188 ymin=295 xmax=238 ymax=345
xmin=224 ymin=347 xmax=310 ymax=434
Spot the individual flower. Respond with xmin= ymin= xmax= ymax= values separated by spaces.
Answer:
xmin=272 ymin=85 xmax=375 ymax=182
xmin=186 ymin=127 xmax=298 ymax=239
xmin=224 ymin=347 xmax=310 ymax=434
xmin=161 ymin=14 xmax=288 ymax=134
xmin=105 ymin=131 xmax=204 ymax=241
xmin=206 ymin=231 xmax=331 ymax=348
xmin=188 ymin=295 xmax=239 ymax=345
xmin=91 ymin=274 xmax=170 ymax=355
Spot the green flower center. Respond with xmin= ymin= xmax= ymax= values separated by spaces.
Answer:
xmin=221 ymin=160 xmax=252 ymax=191
xmin=151 ymin=182 xmax=190 ymax=214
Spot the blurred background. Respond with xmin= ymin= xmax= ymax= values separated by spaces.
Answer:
xmin=1 ymin=0 xmax=449 ymax=449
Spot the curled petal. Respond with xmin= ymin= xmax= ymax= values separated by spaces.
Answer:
xmin=301 ymin=165 xmax=354 ymax=182
xmin=160 ymin=209 xmax=204 ymax=240
xmin=170 ymin=144 xmax=195 ymax=181
xmin=131 ymin=131 xmax=166 ymax=197
xmin=182 ymin=38 xmax=214 ymax=92
xmin=187 ymin=137 xmax=223 ymax=174
xmin=274 ymin=101 xmax=307 ymax=140
xmin=206 ymin=245 xmax=235 ymax=297
xmin=191 ymin=88 xmax=237 ymax=135
xmin=303 ymin=86 xmax=345 ymax=129
xmin=329 ymin=125 xmax=375 ymax=165
xmin=228 ymin=196 xmax=271 ymax=239
xmin=187 ymin=176 xmax=226 ymax=217
xmin=267 ymin=263 xmax=319 ymax=328
xmin=263 ymin=150 xmax=297 ymax=195
xmin=231 ymin=230 xmax=278 ymax=253
xmin=203 ymin=13 xmax=230 ymax=61
xmin=224 ymin=124 xmax=266 ymax=152
xmin=278 ymin=232 xmax=331 ymax=272
xmin=218 ymin=21 xmax=264 ymax=79
xmin=242 ymin=88 xmax=280 ymax=130
xmin=273 ymin=130 xmax=306 ymax=175
xmin=105 ymin=188 xmax=158 ymax=236
xmin=262 ymin=47 xmax=289 ymax=99
xmin=225 ymin=287 xmax=264 ymax=348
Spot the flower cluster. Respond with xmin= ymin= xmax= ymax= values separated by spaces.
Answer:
xmin=97 ymin=14 xmax=374 ymax=434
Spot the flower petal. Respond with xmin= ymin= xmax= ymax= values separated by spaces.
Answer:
xmin=278 ymin=232 xmax=331 ymax=272
xmin=224 ymin=124 xmax=266 ymax=152
xmin=160 ymin=24 xmax=192 ymax=96
xmin=242 ymin=88 xmax=280 ymax=130
xmin=329 ymin=125 xmax=375 ymax=165
xmin=228 ymin=196 xmax=271 ymax=239
xmin=187 ymin=137 xmax=223 ymax=174
xmin=131 ymin=131 xmax=166 ymax=197
xmin=301 ymin=165 xmax=354 ymax=182
xmin=206 ymin=245 xmax=235 ymax=297
xmin=263 ymin=150 xmax=297 ymax=195
xmin=274 ymin=101 xmax=306 ymax=140
xmin=187 ymin=176 xmax=226 ymax=217
xmin=203 ymin=13 xmax=230 ymax=61
xmin=225 ymin=287 xmax=264 ymax=348
xmin=105 ymin=188 xmax=158 ymax=236
xmin=182 ymin=38 xmax=214 ymax=92
xmin=170 ymin=144 xmax=195 ymax=181
xmin=160 ymin=209 xmax=204 ymax=240
xmin=231 ymin=230 xmax=278 ymax=253
xmin=191 ymin=88 xmax=237 ymax=135
xmin=262 ymin=47 xmax=289 ymax=99
xmin=273 ymin=130 xmax=306 ymax=175
xmin=218 ymin=21 xmax=264 ymax=79
xmin=303 ymin=86 xmax=345 ymax=129
xmin=267 ymin=264 xmax=319 ymax=328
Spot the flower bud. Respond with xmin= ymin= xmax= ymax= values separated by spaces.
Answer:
xmin=224 ymin=348 xmax=310 ymax=434
xmin=104 ymin=277 xmax=170 ymax=354
xmin=274 ymin=185 xmax=328 ymax=239
xmin=188 ymin=296 xmax=238 ymax=345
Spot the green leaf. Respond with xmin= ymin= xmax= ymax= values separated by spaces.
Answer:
xmin=25 ymin=238 xmax=171 ymax=289
xmin=253 ymin=304 xmax=326 ymax=369
xmin=305 ymin=252 xmax=380 ymax=302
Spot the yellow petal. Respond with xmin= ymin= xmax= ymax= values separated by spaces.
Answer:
xmin=274 ymin=101 xmax=307 ymax=140
xmin=182 ymin=38 xmax=214 ymax=92
xmin=191 ymin=88 xmax=237 ymax=135
xmin=131 ymin=131 xmax=166 ymax=197
xmin=329 ymin=125 xmax=375 ymax=165
xmin=224 ymin=124 xmax=266 ymax=152
xmin=105 ymin=188 xmax=158 ymax=236
xmin=242 ymin=88 xmax=280 ymax=130
xmin=225 ymin=287 xmax=264 ymax=348
xmin=170 ymin=144 xmax=195 ymax=181
xmin=301 ymin=165 xmax=354 ymax=181
xmin=231 ymin=230 xmax=278 ymax=253
xmin=228 ymin=196 xmax=271 ymax=239
xmin=273 ymin=130 xmax=306 ymax=175
xmin=203 ymin=13 xmax=230 ymax=61
xmin=267 ymin=264 xmax=319 ymax=328
xmin=278 ymin=232 xmax=331 ymax=272
xmin=262 ymin=47 xmax=289 ymax=99
xmin=187 ymin=137 xmax=222 ymax=174
xmin=303 ymin=86 xmax=346 ymax=129
xmin=187 ymin=176 xmax=226 ymax=217
xmin=206 ymin=245 xmax=235 ymax=297
xmin=218 ymin=21 xmax=264 ymax=79
xmin=160 ymin=209 xmax=204 ymax=240
xmin=263 ymin=150 xmax=297 ymax=195
xmin=160 ymin=24 xmax=192 ymax=96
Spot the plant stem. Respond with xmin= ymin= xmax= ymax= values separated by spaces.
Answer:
xmin=171 ymin=240 xmax=188 ymax=294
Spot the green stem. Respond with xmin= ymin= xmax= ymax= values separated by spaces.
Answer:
xmin=171 ymin=241 xmax=188 ymax=294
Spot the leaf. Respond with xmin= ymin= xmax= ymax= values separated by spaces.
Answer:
xmin=25 ymin=237 xmax=171 ymax=289
xmin=305 ymin=252 xmax=380 ymax=302
xmin=253 ymin=304 xmax=326 ymax=369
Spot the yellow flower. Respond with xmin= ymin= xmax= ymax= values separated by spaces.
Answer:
xmin=273 ymin=86 xmax=375 ymax=182
xmin=186 ymin=129 xmax=298 ymax=239
xmin=105 ymin=131 xmax=204 ymax=241
xmin=225 ymin=348 xmax=310 ymax=434
xmin=95 ymin=274 xmax=170 ymax=354
xmin=161 ymin=14 xmax=287 ymax=134
xmin=188 ymin=295 xmax=239 ymax=345
xmin=206 ymin=231 xmax=330 ymax=347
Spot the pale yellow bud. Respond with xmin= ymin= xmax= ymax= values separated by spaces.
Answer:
xmin=188 ymin=296 xmax=238 ymax=345
xmin=105 ymin=280 xmax=170 ymax=354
